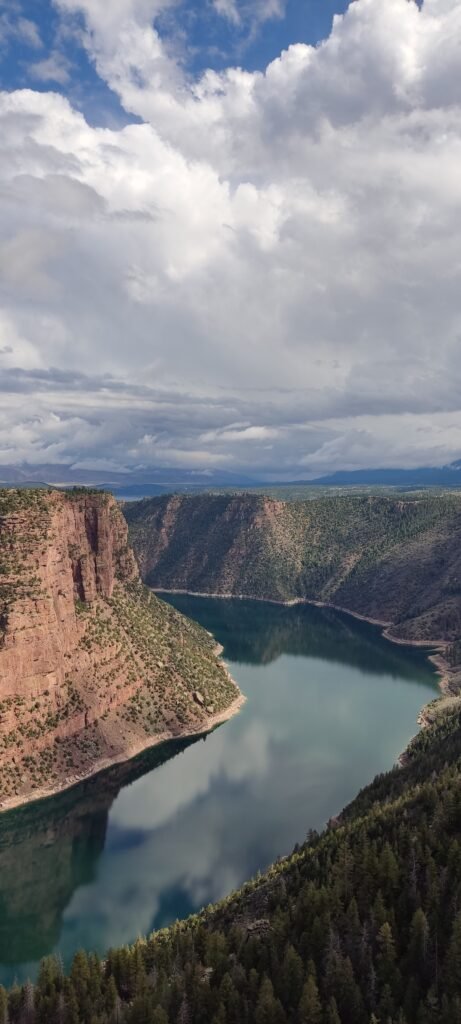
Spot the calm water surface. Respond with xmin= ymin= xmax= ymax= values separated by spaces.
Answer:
xmin=0 ymin=597 xmax=437 ymax=984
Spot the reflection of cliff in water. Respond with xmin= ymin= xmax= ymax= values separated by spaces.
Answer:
xmin=0 ymin=736 xmax=200 ymax=964
xmin=0 ymin=598 xmax=436 ymax=972
xmin=165 ymin=595 xmax=435 ymax=682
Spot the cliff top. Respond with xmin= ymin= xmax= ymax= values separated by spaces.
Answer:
xmin=0 ymin=487 xmax=239 ymax=809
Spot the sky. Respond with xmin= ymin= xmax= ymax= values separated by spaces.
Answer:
xmin=0 ymin=0 xmax=460 ymax=479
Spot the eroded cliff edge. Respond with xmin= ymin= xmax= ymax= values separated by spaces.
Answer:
xmin=0 ymin=489 xmax=241 ymax=809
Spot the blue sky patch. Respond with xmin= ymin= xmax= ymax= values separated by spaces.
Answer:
xmin=0 ymin=0 xmax=137 ymax=126
xmin=1 ymin=0 xmax=352 ymax=124
xmin=160 ymin=0 xmax=351 ymax=74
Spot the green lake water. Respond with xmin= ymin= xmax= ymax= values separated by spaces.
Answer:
xmin=0 ymin=597 xmax=437 ymax=984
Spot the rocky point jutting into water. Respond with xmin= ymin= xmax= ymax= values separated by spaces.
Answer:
xmin=0 ymin=489 xmax=240 ymax=809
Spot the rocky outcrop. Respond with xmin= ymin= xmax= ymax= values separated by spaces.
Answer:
xmin=0 ymin=490 xmax=240 ymax=809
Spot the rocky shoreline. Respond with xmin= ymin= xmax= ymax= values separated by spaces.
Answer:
xmin=0 ymin=685 xmax=245 ymax=814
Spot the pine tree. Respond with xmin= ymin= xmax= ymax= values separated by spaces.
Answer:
xmin=104 ymin=976 xmax=118 ymax=1016
xmin=0 ymin=987 xmax=7 ymax=1024
xmin=151 ymin=1009 xmax=169 ymax=1024
xmin=130 ymin=991 xmax=154 ymax=1024
xmin=211 ymin=1005 xmax=226 ymax=1024
xmin=177 ymin=995 xmax=191 ymax=1024
xmin=446 ymin=911 xmax=461 ymax=995
xmin=70 ymin=950 xmax=90 ymax=1002
xmin=298 ymin=976 xmax=322 ymax=1024
xmin=409 ymin=908 xmax=430 ymax=982
xmin=20 ymin=980 xmax=35 ymax=1024
xmin=376 ymin=923 xmax=396 ymax=986
xmin=255 ymin=977 xmax=278 ymax=1024
xmin=54 ymin=991 xmax=68 ymax=1024
xmin=129 ymin=943 xmax=147 ymax=999
xmin=280 ymin=945 xmax=304 ymax=1009
xmin=325 ymin=997 xmax=341 ymax=1024
xmin=379 ymin=844 xmax=399 ymax=899
xmin=64 ymin=981 xmax=80 ymax=1024
xmin=36 ymin=958 xmax=57 ymax=999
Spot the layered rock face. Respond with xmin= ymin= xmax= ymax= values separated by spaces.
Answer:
xmin=0 ymin=490 xmax=239 ymax=808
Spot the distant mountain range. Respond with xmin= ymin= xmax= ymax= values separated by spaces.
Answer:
xmin=1 ymin=460 xmax=461 ymax=493
xmin=0 ymin=464 xmax=261 ymax=494
xmin=308 ymin=460 xmax=461 ymax=487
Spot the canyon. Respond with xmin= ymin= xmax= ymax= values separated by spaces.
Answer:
xmin=125 ymin=491 xmax=461 ymax=695
xmin=0 ymin=489 xmax=240 ymax=809
xmin=1 ymin=487 xmax=460 ymax=1021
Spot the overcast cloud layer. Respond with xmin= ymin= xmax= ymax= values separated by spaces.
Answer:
xmin=1 ymin=0 xmax=461 ymax=476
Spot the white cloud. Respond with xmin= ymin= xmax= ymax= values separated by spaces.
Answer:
xmin=213 ymin=0 xmax=241 ymax=26
xmin=201 ymin=425 xmax=280 ymax=443
xmin=1 ymin=0 xmax=461 ymax=474
xmin=0 ymin=11 xmax=42 ymax=51
xmin=16 ymin=16 xmax=43 ymax=48
xmin=29 ymin=52 xmax=72 ymax=85
xmin=211 ymin=0 xmax=286 ymax=32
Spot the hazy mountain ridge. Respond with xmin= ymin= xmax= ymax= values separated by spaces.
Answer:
xmin=0 ymin=464 xmax=261 ymax=488
xmin=3 ymin=460 xmax=461 ymax=494
xmin=309 ymin=462 xmax=461 ymax=486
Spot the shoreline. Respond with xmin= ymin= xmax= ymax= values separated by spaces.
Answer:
xmin=153 ymin=585 xmax=450 ymax=670
xmin=2 ymin=587 xmax=453 ymax=814
xmin=0 ymin=684 xmax=246 ymax=816
xmin=154 ymin=585 xmax=454 ymax=728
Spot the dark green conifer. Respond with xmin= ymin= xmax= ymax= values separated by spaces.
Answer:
xmin=298 ymin=976 xmax=322 ymax=1024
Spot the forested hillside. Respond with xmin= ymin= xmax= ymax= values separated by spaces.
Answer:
xmin=3 ymin=700 xmax=461 ymax=1022
xmin=125 ymin=493 xmax=461 ymax=652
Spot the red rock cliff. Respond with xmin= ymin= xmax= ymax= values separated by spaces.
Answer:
xmin=0 ymin=490 xmax=239 ymax=809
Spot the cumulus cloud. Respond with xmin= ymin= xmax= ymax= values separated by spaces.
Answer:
xmin=28 ymin=52 xmax=73 ymax=85
xmin=211 ymin=0 xmax=286 ymax=34
xmin=212 ymin=0 xmax=241 ymax=26
xmin=0 ymin=0 xmax=461 ymax=474
xmin=0 ymin=9 xmax=42 ymax=51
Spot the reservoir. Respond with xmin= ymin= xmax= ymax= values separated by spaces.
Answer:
xmin=0 ymin=597 xmax=437 ymax=985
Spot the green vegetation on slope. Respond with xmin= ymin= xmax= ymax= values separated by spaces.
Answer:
xmin=125 ymin=492 xmax=461 ymax=648
xmin=2 ymin=700 xmax=461 ymax=1021
xmin=0 ymin=489 xmax=51 ymax=635
xmin=108 ymin=580 xmax=237 ymax=725
xmin=0 ymin=577 xmax=236 ymax=803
